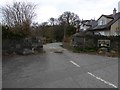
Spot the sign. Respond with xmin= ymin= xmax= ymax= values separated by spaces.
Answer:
xmin=98 ymin=40 xmax=110 ymax=47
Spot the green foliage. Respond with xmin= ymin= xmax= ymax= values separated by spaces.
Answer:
xmin=2 ymin=25 xmax=9 ymax=39
xmin=53 ymin=25 xmax=64 ymax=41
xmin=41 ymin=25 xmax=64 ymax=42
xmin=72 ymin=47 xmax=97 ymax=53
xmin=2 ymin=25 xmax=26 ymax=40
xmin=66 ymin=25 xmax=76 ymax=36
xmin=40 ymin=24 xmax=75 ymax=43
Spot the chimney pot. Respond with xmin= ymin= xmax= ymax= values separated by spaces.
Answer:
xmin=113 ymin=8 xmax=117 ymax=15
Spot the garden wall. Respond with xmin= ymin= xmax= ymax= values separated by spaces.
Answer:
xmin=72 ymin=34 xmax=120 ymax=51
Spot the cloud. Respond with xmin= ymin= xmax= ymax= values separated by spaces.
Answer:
xmin=35 ymin=5 xmax=61 ymax=23
xmin=0 ymin=0 xmax=119 ymax=23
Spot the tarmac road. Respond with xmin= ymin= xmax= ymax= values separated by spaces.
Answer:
xmin=2 ymin=42 xmax=118 ymax=88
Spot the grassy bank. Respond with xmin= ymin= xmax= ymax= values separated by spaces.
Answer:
xmin=63 ymin=42 xmax=119 ymax=57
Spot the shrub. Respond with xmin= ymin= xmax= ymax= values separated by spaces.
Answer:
xmin=72 ymin=47 xmax=97 ymax=53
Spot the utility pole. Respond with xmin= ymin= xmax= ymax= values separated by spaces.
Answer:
xmin=63 ymin=22 xmax=67 ymax=42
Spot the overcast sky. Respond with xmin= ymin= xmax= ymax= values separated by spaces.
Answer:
xmin=0 ymin=0 xmax=120 ymax=23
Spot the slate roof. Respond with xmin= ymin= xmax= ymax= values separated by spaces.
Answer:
xmin=100 ymin=14 xmax=114 ymax=19
xmin=73 ymin=32 xmax=86 ymax=37
xmin=88 ymin=12 xmax=120 ymax=31
xmin=81 ymin=20 xmax=97 ymax=28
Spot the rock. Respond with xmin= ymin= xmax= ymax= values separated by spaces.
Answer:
xmin=110 ymin=50 xmax=116 ymax=54
xmin=105 ymin=52 xmax=111 ymax=57
xmin=98 ymin=47 xmax=108 ymax=54
xmin=98 ymin=50 xmax=103 ymax=54
xmin=22 ymin=48 xmax=34 ymax=55
xmin=54 ymin=49 xmax=63 ymax=53
xmin=16 ymin=48 xmax=34 ymax=55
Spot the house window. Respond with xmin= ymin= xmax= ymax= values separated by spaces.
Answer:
xmin=99 ymin=20 xmax=106 ymax=25
xmin=99 ymin=20 xmax=103 ymax=25
xmin=95 ymin=32 xmax=100 ymax=35
xmin=100 ymin=31 xmax=105 ymax=35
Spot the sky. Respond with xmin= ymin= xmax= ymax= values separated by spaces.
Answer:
xmin=0 ymin=0 xmax=120 ymax=24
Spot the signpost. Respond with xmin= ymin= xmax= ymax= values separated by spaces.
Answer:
xmin=98 ymin=40 xmax=110 ymax=52
xmin=98 ymin=40 xmax=110 ymax=48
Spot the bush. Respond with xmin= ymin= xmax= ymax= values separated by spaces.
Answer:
xmin=72 ymin=47 xmax=97 ymax=53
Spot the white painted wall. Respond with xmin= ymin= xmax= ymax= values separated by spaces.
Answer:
xmin=110 ymin=18 xmax=120 ymax=36
xmin=98 ymin=16 xmax=112 ymax=25
xmin=118 ymin=1 xmax=120 ymax=12
xmin=94 ymin=30 xmax=110 ymax=36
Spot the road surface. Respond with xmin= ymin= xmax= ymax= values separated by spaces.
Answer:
xmin=3 ymin=43 xmax=118 ymax=88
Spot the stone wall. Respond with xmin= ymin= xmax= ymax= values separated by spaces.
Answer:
xmin=2 ymin=37 xmax=43 ymax=55
xmin=72 ymin=33 xmax=120 ymax=51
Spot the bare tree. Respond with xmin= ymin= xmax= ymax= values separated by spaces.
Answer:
xmin=49 ymin=17 xmax=59 ymax=26
xmin=40 ymin=22 xmax=48 ymax=27
xmin=49 ymin=17 xmax=55 ymax=26
xmin=58 ymin=11 xmax=80 ymax=25
xmin=1 ymin=2 xmax=36 ymax=35
xmin=58 ymin=11 xmax=80 ymax=38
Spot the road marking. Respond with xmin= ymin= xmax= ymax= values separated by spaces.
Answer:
xmin=87 ymin=72 xmax=117 ymax=88
xmin=70 ymin=61 xmax=80 ymax=67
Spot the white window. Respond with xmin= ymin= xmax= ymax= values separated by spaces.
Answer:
xmin=95 ymin=32 xmax=100 ymax=35
xmin=99 ymin=20 xmax=103 ymax=25
xmin=83 ymin=27 xmax=86 ymax=31
xmin=80 ymin=25 xmax=83 ymax=29
xmin=100 ymin=31 xmax=105 ymax=35
xmin=99 ymin=20 xmax=106 ymax=25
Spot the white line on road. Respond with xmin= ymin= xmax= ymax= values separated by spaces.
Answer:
xmin=70 ymin=61 xmax=80 ymax=67
xmin=87 ymin=72 xmax=117 ymax=88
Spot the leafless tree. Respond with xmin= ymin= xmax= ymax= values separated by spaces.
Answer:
xmin=49 ymin=17 xmax=59 ymax=26
xmin=49 ymin=17 xmax=55 ymax=26
xmin=58 ymin=11 xmax=80 ymax=25
xmin=41 ymin=22 xmax=48 ymax=27
xmin=1 ymin=2 xmax=36 ymax=35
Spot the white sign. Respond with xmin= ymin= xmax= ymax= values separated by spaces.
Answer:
xmin=98 ymin=40 xmax=110 ymax=47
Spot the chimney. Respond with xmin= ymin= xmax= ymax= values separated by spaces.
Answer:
xmin=113 ymin=8 xmax=117 ymax=15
